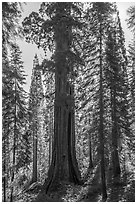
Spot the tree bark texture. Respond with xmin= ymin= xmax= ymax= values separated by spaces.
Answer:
xmin=88 ymin=134 xmax=93 ymax=169
xmin=32 ymin=134 xmax=37 ymax=182
xmin=111 ymin=83 xmax=121 ymax=178
xmin=3 ymin=124 xmax=10 ymax=202
xmin=109 ymin=29 xmax=121 ymax=178
xmin=48 ymin=103 xmax=53 ymax=166
xmin=44 ymin=8 xmax=81 ymax=192
xmin=3 ymin=134 xmax=6 ymax=202
xmin=99 ymin=20 xmax=107 ymax=201
xmin=10 ymin=80 xmax=17 ymax=202
xmin=10 ymin=137 xmax=16 ymax=202
xmin=32 ymin=115 xmax=38 ymax=183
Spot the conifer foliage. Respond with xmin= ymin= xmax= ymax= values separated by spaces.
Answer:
xmin=2 ymin=2 xmax=23 ymax=47
xmin=2 ymin=44 xmax=29 ymax=201
xmin=126 ymin=5 xmax=135 ymax=167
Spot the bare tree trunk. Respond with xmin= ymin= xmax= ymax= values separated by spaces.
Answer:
xmin=3 ymin=134 xmax=6 ymax=202
xmin=49 ymin=106 xmax=53 ymax=166
xmin=88 ymin=134 xmax=93 ymax=169
xmin=99 ymin=20 xmax=107 ymax=201
xmin=48 ymin=130 xmax=51 ymax=167
xmin=10 ymin=139 xmax=16 ymax=202
xmin=32 ymin=136 xmax=37 ymax=182
xmin=111 ymin=87 xmax=121 ymax=179
xmin=3 ymin=124 xmax=10 ymax=201
xmin=10 ymin=80 xmax=17 ymax=202
xmin=32 ymin=118 xmax=37 ymax=183
xmin=44 ymin=8 xmax=81 ymax=192
xmin=45 ymin=83 xmax=81 ymax=192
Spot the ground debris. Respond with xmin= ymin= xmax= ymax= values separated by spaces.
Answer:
xmin=15 ymin=170 xmax=135 ymax=202
xmin=106 ymin=171 xmax=135 ymax=202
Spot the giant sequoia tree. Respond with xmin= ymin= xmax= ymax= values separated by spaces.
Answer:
xmin=23 ymin=2 xmax=82 ymax=192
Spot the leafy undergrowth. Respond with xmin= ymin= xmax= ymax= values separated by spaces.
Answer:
xmin=16 ymin=170 xmax=135 ymax=202
xmin=15 ymin=182 xmax=42 ymax=202
xmin=107 ymin=171 xmax=135 ymax=202
xmin=34 ymin=182 xmax=102 ymax=202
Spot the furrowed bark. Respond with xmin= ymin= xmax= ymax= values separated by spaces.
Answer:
xmin=43 ymin=5 xmax=81 ymax=192
xmin=111 ymin=82 xmax=121 ymax=179
xmin=99 ymin=18 xmax=107 ymax=201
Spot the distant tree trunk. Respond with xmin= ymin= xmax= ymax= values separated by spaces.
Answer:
xmin=88 ymin=134 xmax=93 ymax=169
xmin=29 ymin=56 xmax=43 ymax=184
xmin=48 ymin=131 xmax=51 ymax=167
xmin=3 ymin=123 xmax=10 ymax=202
xmin=111 ymin=83 xmax=121 ymax=179
xmin=10 ymin=135 xmax=16 ymax=202
xmin=44 ymin=9 xmax=81 ymax=193
xmin=99 ymin=20 xmax=107 ymax=201
xmin=32 ymin=115 xmax=37 ymax=183
xmin=32 ymin=136 xmax=37 ymax=182
xmin=48 ymin=107 xmax=53 ymax=166
xmin=131 ymin=62 xmax=135 ymax=106
xmin=87 ymin=116 xmax=93 ymax=170
xmin=3 ymin=134 xmax=6 ymax=202
xmin=109 ymin=28 xmax=121 ymax=179
xmin=10 ymin=80 xmax=17 ymax=202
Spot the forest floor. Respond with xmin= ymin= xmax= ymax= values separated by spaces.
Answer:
xmin=17 ymin=169 xmax=135 ymax=202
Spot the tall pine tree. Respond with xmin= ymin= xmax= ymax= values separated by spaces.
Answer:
xmin=2 ymin=44 xmax=28 ymax=201
xmin=28 ymin=54 xmax=44 ymax=183
xmin=83 ymin=3 xmax=115 ymax=200
xmin=2 ymin=3 xmax=25 ymax=201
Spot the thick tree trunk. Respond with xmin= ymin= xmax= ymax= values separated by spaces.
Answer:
xmin=99 ymin=20 xmax=107 ymax=201
xmin=44 ymin=9 xmax=81 ymax=192
xmin=3 ymin=135 xmax=6 ymax=202
xmin=44 ymin=83 xmax=81 ymax=192
xmin=111 ymin=87 xmax=121 ymax=179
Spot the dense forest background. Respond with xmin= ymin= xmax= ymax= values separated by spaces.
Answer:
xmin=2 ymin=2 xmax=135 ymax=202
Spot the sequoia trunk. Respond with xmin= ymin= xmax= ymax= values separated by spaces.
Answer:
xmin=3 ymin=135 xmax=6 ymax=202
xmin=44 ymin=6 xmax=81 ymax=192
xmin=99 ymin=19 xmax=107 ymax=201
xmin=45 ymin=76 xmax=81 ymax=192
